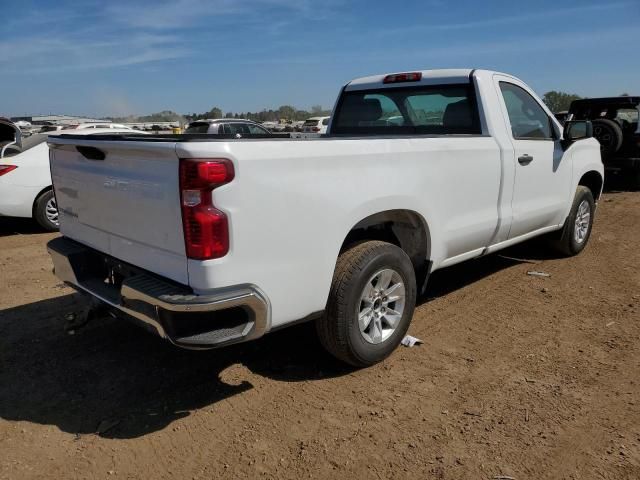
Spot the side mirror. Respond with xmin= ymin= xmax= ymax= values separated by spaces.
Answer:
xmin=563 ymin=120 xmax=593 ymax=143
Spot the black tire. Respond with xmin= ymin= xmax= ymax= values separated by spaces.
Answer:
xmin=591 ymin=119 xmax=623 ymax=159
xmin=34 ymin=190 xmax=59 ymax=231
xmin=551 ymin=186 xmax=595 ymax=256
xmin=316 ymin=241 xmax=417 ymax=367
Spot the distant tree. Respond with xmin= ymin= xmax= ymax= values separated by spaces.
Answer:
xmin=542 ymin=91 xmax=582 ymax=112
xmin=277 ymin=105 xmax=296 ymax=121
xmin=208 ymin=107 xmax=223 ymax=119
xmin=620 ymin=93 xmax=630 ymax=96
xmin=134 ymin=103 xmax=332 ymax=127
xmin=296 ymin=109 xmax=310 ymax=120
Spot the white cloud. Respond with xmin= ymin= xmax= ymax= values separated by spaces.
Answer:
xmin=387 ymin=1 xmax=637 ymax=34
xmin=0 ymin=0 xmax=336 ymax=74
xmin=0 ymin=33 xmax=187 ymax=74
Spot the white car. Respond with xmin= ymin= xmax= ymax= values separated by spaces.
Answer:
xmin=47 ymin=69 xmax=602 ymax=366
xmin=0 ymin=127 xmax=147 ymax=230
xmin=302 ymin=116 xmax=330 ymax=133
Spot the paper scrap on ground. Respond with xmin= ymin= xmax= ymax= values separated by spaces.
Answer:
xmin=527 ymin=271 xmax=550 ymax=277
xmin=401 ymin=335 xmax=423 ymax=347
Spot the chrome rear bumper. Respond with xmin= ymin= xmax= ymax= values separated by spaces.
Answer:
xmin=47 ymin=237 xmax=270 ymax=349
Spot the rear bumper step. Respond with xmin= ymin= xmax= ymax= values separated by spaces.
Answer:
xmin=47 ymin=237 xmax=270 ymax=349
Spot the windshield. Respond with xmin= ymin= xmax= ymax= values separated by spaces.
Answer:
xmin=332 ymin=84 xmax=480 ymax=135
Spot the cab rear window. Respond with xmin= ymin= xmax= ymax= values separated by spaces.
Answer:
xmin=332 ymin=84 xmax=481 ymax=135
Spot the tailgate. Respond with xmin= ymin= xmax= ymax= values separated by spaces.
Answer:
xmin=49 ymin=137 xmax=189 ymax=285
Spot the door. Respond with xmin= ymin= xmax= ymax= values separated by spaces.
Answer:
xmin=496 ymin=79 xmax=572 ymax=239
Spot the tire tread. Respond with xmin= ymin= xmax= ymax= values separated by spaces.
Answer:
xmin=317 ymin=241 xmax=414 ymax=366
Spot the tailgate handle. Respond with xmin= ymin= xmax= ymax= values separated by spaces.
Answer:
xmin=76 ymin=146 xmax=105 ymax=161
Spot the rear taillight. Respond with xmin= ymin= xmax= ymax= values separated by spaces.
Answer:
xmin=0 ymin=165 xmax=17 ymax=176
xmin=179 ymin=158 xmax=235 ymax=260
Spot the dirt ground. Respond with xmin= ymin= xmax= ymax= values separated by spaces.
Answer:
xmin=1 ymin=188 xmax=639 ymax=480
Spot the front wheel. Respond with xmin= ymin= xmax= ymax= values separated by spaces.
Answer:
xmin=316 ymin=241 xmax=417 ymax=367
xmin=551 ymin=186 xmax=595 ymax=256
xmin=34 ymin=190 xmax=59 ymax=231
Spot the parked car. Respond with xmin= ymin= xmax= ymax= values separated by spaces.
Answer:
xmin=39 ymin=125 xmax=65 ymax=133
xmin=184 ymin=119 xmax=271 ymax=136
xmin=72 ymin=123 xmax=134 ymax=130
xmin=47 ymin=69 xmax=602 ymax=366
xmin=0 ymin=128 xmax=148 ymax=231
xmin=302 ymin=116 xmax=330 ymax=133
xmin=260 ymin=122 xmax=278 ymax=132
xmin=567 ymin=97 xmax=640 ymax=186
xmin=0 ymin=117 xmax=21 ymax=158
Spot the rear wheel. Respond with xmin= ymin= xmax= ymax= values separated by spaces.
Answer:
xmin=551 ymin=186 xmax=595 ymax=256
xmin=316 ymin=241 xmax=417 ymax=367
xmin=34 ymin=190 xmax=59 ymax=231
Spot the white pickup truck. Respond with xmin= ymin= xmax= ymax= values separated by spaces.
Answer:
xmin=47 ymin=69 xmax=603 ymax=366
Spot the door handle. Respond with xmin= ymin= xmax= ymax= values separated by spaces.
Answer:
xmin=518 ymin=154 xmax=533 ymax=166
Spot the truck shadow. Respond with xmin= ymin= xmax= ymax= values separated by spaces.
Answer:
xmin=422 ymin=237 xmax=569 ymax=301
xmin=0 ymin=241 xmax=550 ymax=440
xmin=0 ymin=217 xmax=48 ymax=237
xmin=0 ymin=293 xmax=349 ymax=439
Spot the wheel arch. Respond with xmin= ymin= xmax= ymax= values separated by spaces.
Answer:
xmin=31 ymin=185 xmax=53 ymax=216
xmin=578 ymin=170 xmax=603 ymax=201
xmin=340 ymin=209 xmax=432 ymax=292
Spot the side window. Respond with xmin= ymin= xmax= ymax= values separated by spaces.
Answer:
xmin=322 ymin=118 xmax=329 ymax=126
xmin=248 ymin=124 xmax=268 ymax=134
xmin=499 ymin=82 xmax=553 ymax=140
xmin=226 ymin=123 xmax=250 ymax=135
xmin=615 ymin=108 xmax=639 ymax=124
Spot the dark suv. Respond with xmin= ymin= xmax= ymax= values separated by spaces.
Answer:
xmin=568 ymin=97 xmax=640 ymax=186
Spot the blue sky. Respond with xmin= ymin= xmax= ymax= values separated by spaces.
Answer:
xmin=2 ymin=0 xmax=639 ymax=117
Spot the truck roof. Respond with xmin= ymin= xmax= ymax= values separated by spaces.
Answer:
xmin=346 ymin=69 xmax=475 ymax=91
xmin=571 ymin=97 xmax=640 ymax=107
